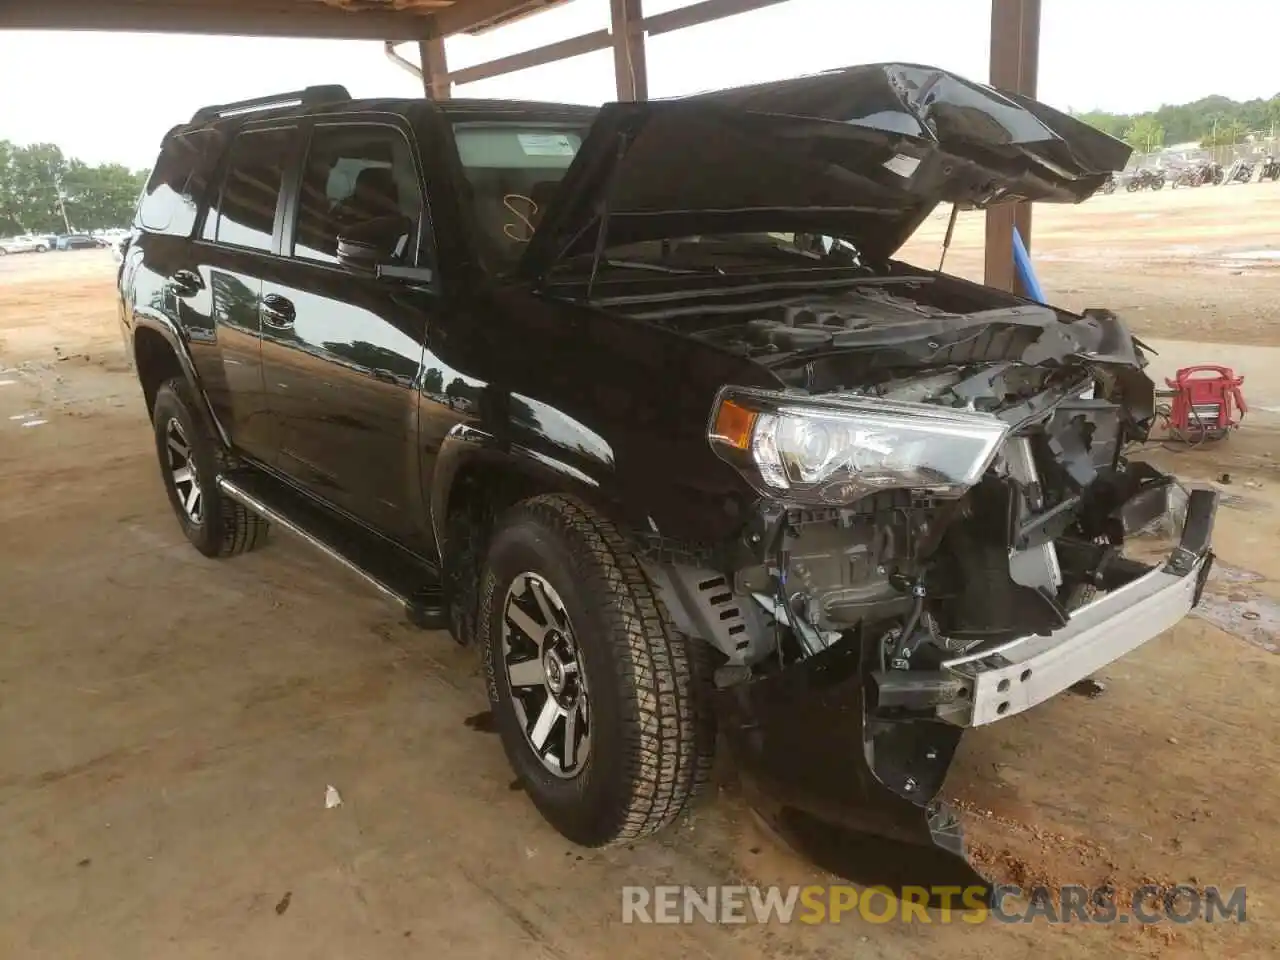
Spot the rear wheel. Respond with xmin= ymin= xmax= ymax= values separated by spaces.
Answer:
xmin=152 ymin=377 xmax=268 ymax=558
xmin=480 ymin=494 xmax=714 ymax=847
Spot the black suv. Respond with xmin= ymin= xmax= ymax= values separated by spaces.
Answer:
xmin=119 ymin=64 xmax=1216 ymax=888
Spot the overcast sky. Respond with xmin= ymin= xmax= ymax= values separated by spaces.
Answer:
xmin=2 ymin=0 xmax=1278 ymax=169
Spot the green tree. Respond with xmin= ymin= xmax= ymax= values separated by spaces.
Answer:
xmin=1201 ymin=118 xmax=1250 ymax=148
xmin=0 ymin=141 xmax=145 ymax=234
xmin=1073 ymin=110 xmax=1129 ymax=140
xmin=1123 ymin=117 xmax=1165 ymax=153
xmin=1075 ymin=92 xmax=1280 ymax=148
xmin=0 ymin=140 xmax=20 ymax=234
xmin=4 ymin=143 xmax=66 ymax=233
xmin=62 ymin=160 xmax=145 ymax=231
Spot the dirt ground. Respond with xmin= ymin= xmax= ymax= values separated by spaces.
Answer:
xmin=901 ymin=179 xmax=1280 ymax=346
xmin=2 ymin=186 xmax=1278 ymax=959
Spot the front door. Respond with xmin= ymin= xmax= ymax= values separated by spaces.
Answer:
xmin=258 ymin=119 xmax=436 ymax=546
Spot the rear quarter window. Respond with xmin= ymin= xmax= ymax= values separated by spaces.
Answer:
xmin=136 ymin=129 xmax=223 ymax=237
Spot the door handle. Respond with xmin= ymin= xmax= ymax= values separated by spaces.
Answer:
xmin=170 ymin=269 xmax=204 ymax=295
xmin=261 ymin=294 xmax=296 ymax=330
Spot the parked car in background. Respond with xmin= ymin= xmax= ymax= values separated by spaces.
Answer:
xmin=0 ymin=234 xmax=51 ymax=254
xmin=56 ymin=234 xmax=100 ymax=250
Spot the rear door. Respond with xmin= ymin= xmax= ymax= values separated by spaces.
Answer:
xmin=258 ymin=117 xmax=435 ymax=545
xmin=189 ymin=124 xmax=301 ymax=462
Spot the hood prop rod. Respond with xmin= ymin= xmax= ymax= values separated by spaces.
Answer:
xmin=937 ymin=202 xmax=960 ymax=272
xmin=587 ymin=133 xmax=631 ymax=302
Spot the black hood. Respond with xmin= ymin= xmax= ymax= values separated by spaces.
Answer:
xmin=519 ymin=62 xmax=1131 ymax=277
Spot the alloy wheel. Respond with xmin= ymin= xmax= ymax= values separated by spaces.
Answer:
xmin=501 ymin=572 xmax=590 ymax=778
xmin=164 ymin=417 xmax=203 ymax=525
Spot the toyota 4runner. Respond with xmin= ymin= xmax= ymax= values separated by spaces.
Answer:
xmin=118 ymin=64 xmax=1217 ymax=891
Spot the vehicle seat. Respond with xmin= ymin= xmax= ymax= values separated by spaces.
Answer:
xmin=335 ymin=166 xmax=402 ymax=227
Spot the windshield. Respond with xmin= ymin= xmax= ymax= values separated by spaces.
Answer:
xmin=450 ymin=121 xmax=864 ymax=276
xmin=452 ymin=122 xmax=588 ymax=272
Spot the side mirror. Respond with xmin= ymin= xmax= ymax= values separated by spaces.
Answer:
xmin=336 ymin=214 xmax=412 ymax=272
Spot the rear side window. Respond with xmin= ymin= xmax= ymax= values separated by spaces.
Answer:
xmin=136 ymin=129 xmax=222 ymax=236
xmin=292 ymin=124 xmax=423 ymax=265
xmin=207 ymin=127 xmax=295 ymax=252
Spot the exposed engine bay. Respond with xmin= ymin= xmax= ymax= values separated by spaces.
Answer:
xmin=632 ymin=267 xmax=1170 ymax=678
xmin=635 ymin=266 xmax=1216 ymax=896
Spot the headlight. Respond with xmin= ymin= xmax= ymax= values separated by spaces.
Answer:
xmin=708 ymin=386 xmax=1010 ymax=505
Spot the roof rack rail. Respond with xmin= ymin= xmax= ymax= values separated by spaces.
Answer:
xmin=190 ymin=85 xmax=351 ymax=124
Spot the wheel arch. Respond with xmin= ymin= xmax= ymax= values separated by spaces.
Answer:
xmin=430 ymin=427 xmax=654 ymax=646
xmin=131 ymin=311 xmax=230 ymax=450
xmin=430 ymin=427 xmax=650 ymax=562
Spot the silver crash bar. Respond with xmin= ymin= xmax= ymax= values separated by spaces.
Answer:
xmin=938 ymin=489 xmax=1217 ymax=727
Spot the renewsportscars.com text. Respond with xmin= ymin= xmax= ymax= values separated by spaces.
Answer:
xmin=620 ymin=884 xmax=1247 ymax=925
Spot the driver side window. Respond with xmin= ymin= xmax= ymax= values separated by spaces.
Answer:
xmin=292 ymin=124 xmax=423 ymax=266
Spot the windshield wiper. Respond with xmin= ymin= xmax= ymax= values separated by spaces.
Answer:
xmin=601 ymin=258 xmax=723 ymax=275
xmin=549 ymin=255 xmax=724 ymax=279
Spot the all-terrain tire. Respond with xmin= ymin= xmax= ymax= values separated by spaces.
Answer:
xmin=480 ymin=494 xmax=715 ymax=847
xmin=152 ymin=376 xmax=268 ymax=558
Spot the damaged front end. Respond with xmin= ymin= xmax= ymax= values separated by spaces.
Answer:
xmin=648 ymin=304 xmax=1217 ymax=896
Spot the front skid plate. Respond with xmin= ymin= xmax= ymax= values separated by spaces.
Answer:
xmin=715 ymin=639 xmax=991 ymax=902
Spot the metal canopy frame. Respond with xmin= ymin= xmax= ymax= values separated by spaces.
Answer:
xmin=0 ymin=0 xmax=1042 ymax=289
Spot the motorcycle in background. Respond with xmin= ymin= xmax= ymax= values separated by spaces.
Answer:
xmin=1098 ymin=173 xmax=1118 ymax=195
xmin=1259 ymin=157 xmax=1280 ymax=182
xmin=1172 ymin=161 xmax=1224 ymax=188
xmin=1171 ymin=166 xmax=1203 ymax=188
xmin=1126 ymin=168 xmax=1167 ymax=191
xmin=1224 ymin=159 xmax=1256 ymax=184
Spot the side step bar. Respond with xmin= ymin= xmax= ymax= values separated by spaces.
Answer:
xmin=217 ymin=474 xmax=448 ymax=630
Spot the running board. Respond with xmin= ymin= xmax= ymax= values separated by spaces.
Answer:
xmin=216 ymin=473 xmax=447 ymax=630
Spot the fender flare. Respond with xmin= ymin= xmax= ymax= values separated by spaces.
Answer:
xmin=428 ymin=424 xmax=647 ymax=565
xmin=131 ymin=308 xmax=231 ymax=451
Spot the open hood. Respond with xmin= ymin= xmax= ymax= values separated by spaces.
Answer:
xmin=519 ymin=62 xmax=1131 ymax=278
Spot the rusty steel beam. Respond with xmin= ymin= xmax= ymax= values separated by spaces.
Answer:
xmin=449 ymin=0 xmax=790 ymax=96
xmin=641 ymin=0 xmax=787 ymax=37
xmin=446 ymin=29 xmax=613 ymax=85
xmin=418 ymin=34 xmax=452 ymax=99
xmin=611 ymin=0 xmax=648 ymax=101
xmin=985 ymin=0 xmax=1041 ymax=294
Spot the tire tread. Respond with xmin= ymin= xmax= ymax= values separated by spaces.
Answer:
xmin=155 ymin=376 xmax=268 ymax=557
xmin=498 ymin=494 xmax=713 ymax=844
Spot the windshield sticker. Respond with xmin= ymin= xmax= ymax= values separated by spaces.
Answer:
xmin=883 ymin=153 xmax=921 ymax=178
xmin=517 ymin=133 xmax=577 ymax=157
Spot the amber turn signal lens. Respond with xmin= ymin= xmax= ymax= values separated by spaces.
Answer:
xmin=711 ymin=399 xmax=758 ymax=450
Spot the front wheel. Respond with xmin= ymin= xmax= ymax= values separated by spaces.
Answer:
xmin=480 ymin=494 xmax=714 ymax=847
